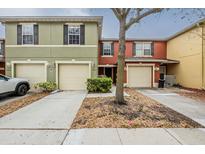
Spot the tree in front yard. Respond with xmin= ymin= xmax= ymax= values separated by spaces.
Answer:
xmin=111 ymin=8 xmax=164 ymax=104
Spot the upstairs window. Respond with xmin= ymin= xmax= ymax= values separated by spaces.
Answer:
xmin=103 ymin=42 xmax=112 ymax=56
xmin=22 ymin=24 xmax=34 ymax=44
xmin=135 ymin=42 xmax=152 ymax=56
xmin=68 ymin=25 xmax=80 ymax=44
xmin=64 ymin=24 xmax=85 ymax=45
xmin=17 ymin=24 xmax=38 ymax=45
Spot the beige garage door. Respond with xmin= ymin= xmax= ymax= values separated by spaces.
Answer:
xmin=128 ymin=66 xmax=152 ymax=88
xmin=15 ymin=63 xmax=46 ymax=88
xmin=58 ymin=64 xmax=90 ymax=90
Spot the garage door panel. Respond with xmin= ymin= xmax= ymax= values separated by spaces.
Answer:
xmin=59 ymin=64 xmax=89 ymax=90
xmin=128 ymin=66 xmax=152 ymax=88
xmin=15 ymin=64 xmax=45 ymax=87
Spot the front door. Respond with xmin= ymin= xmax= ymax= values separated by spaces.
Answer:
xmin=104 ymin=67 xmax=112 ymax=78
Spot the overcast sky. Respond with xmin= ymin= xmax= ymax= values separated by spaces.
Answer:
xmin=0 ymin=8 xmax=205 ymax=39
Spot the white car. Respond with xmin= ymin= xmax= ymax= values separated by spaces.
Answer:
xmin=0 ymin=74 xmax=30 ymax=96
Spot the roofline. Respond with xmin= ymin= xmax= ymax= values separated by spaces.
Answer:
xmin=100 ymin=38 xmax=167 ymax=41
xmin=125 ymin=58 xmax=179 ymax=64
xmin=0 ymin=16 xmax=204 ymax=42
xmin=0 ymin=16 xmax=103 ymax=39
xmin=166 ymin=18 xmax=205 ymax=41
xmin=0 ymin=16 xmax=102 ymax=22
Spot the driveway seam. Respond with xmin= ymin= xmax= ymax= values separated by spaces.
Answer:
xmin=164 ymin=128 xmax=182 ymax=145
xmin=60 ymin=129 xmax=70 ymax=145
xmin=116 ymin=128 xmax=123 ymax=145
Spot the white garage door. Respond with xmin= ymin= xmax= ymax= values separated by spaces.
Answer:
xmin=128 ymin=66 xmax=152 ymax=88
xmin=58 ymin=64 xmax=90 ymax=90
xmin=15 ymin=63 xmax=46 ymax=87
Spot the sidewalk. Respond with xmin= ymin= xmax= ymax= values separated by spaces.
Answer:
xmin=63 ymin=128 xmax=205 ymax=145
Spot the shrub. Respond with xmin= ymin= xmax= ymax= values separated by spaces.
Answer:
xmin=34 ymin=81 xmax=57 ymax=92
xmin=87 ymin=77 xmax=112 ymax=93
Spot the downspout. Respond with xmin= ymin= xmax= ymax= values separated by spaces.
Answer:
xmin=202 ymin=24 xmax=205 ymax=89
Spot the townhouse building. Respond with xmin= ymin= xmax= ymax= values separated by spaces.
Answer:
xmin=0 ymin=16 xmax=102 ymax=90
xmin=1 ymin=16 xmax=205 ymax=90
xmin=99 ymin=39 xmax=178 ymax=88
xmin=167 ymin=18 xmax=205 ymax=89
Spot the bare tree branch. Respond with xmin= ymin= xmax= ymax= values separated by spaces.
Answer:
xmin=125 ymin=8 xmax=131 ymax=17
xmin=112 ymin=8 xmax=121 ymax=20
xmin=125 ymin=8 xmax=163 ymax=30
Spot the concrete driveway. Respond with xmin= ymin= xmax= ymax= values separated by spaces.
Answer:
xmin=0 ymin=91 xmax=86 ymax=144
xmin=138 ymin=88 xmax=205 ymax=127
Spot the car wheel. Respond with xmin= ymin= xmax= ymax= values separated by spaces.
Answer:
xmin=16 ymin=84 xmax=28 ymax=96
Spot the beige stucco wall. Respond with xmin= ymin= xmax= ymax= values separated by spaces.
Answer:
xmin=167 ymin=26 xmax=203 ymax=89
xmin=202 ymin=25 xmax=205 ymax=88
xmin=5 ymin=22 xmax=99 ymax=82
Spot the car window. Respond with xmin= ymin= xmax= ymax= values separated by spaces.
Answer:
xmin=0 ymin=75 xmax=6 ymax=81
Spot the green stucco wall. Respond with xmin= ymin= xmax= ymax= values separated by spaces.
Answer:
xmin=5 ymin=22 xmax=99 ymax=82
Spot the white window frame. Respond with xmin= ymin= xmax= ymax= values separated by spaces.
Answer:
xmin=102 ymin=42 xmax=112 ymax=56
xmin=135 ymin=42 xmax=152 ymax=57
xmin=22 ymin=24 xmax=34 ymax=45
xmin=68 ymin=25 xmax=81 ymax=45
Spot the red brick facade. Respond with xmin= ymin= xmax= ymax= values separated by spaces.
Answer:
xmin=98 ymin=39 xmax=167 ymax=85
xmin=0 ymin=62 xmax=5 ymax=75
xmin=0 ymin=39 xmax=5 ymax=75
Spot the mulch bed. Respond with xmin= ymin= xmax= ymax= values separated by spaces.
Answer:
xmin=71 ymin=88 xmax=204 ymax=128
xmin=0 ymin=92 xmax=49 ymax=118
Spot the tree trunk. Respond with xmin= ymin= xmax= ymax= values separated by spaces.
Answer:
xmin=115 ymin=17 xmax=126 ymax=104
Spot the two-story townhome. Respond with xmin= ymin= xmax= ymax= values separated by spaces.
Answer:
xmin=0 ymin=16 xmax=102 ymax=90
xmin=167 ymin=18 xmax=205 ymax=89
xmin=0 ymin=39 xmax=5 ymax=75
xmin=99 ymin=38 xmax=179 ymax=88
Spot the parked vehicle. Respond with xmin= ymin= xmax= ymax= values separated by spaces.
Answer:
xmin=0 ymin=74 xmax=30 ymax=96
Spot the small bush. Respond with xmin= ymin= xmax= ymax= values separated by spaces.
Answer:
xmin=34 ymin=81 xmax=57 ymax=92
xmin=87 ymin=77 xmax=112 ymax=93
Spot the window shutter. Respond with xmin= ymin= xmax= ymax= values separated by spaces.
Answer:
xmin=100 ymin=43 xmax=103 ymax=55
xmin=151 ymin=42 xmax=154 ymax=56
xmin=17 ymin=25 xmax=22 ymax=45
xmin=80 ymin=25 xmax=85 ymax=45
xmin=63 ymin=25 xmax=68 ymax=45
xmin=34 ymin=24 xmax=39 ymax=45
xmin=132 ymin=42 xmax=136 ymax=56
xmin=1 ymin=42 xmax=4 ymax=55
xmin=111 ymin=42 xmax=114 ymax=55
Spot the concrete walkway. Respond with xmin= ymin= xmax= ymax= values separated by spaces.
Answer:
xmin=138 ymin=89 xmax=205 ymax=127
xmin=0 ymin=91 xmax=86 ymax=144
xmin=63 ymin=128 xmax=205 ymax=145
